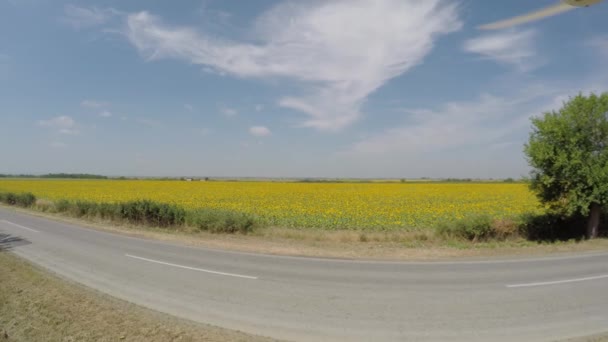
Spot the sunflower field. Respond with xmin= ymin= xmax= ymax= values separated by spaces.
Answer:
xmin=0 ymin=179 xmax=542 ymax=230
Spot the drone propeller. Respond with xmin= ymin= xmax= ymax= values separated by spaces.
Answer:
xmin=478 ymin=0 xmax=603 ymax=30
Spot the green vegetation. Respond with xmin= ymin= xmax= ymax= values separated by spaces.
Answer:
xmin=0 ymin=173 xmax=108 ymax=179
xmin=436 ymin=214 xmax=499 ymax=241
xmin=3 ymin=188 xmax=601 ymax=245
xmin=186 ymin=208 xmax=257 ymax=234
xmin=0 ymin=191 xmax=259 ymax=234
xmin=525 ymin=92 xmax=608 ymax=239
xmin=0 ymin=192 xmax=36 ymax=207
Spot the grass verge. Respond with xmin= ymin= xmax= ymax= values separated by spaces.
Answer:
xmin=0 ymin=251 xmax=275 ymax=342
xmin=1 ymin=190 xmax=608 ymax=260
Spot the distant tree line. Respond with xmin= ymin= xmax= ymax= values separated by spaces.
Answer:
xmin=0 ymin=173 xmax=108 ymax=179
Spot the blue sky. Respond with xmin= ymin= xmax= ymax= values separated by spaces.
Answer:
xmin=1 ymin=0 xmax=607 ymax=178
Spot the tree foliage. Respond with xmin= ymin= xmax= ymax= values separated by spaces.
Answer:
xmin=524 ymin=92 xmax=608 ymax=237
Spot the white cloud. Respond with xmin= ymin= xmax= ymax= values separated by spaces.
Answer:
xmin=254 ymin=104 xmax=263 ymax=112
xmin=136 ymin=118 xmax=162 ymax=127
xmin=38 ymin=116 xmax=79 ymax=135
xmin=123 ymin=0 xmax=461 ymax=130
xmin=99 ymin=110 xmax=112 ymax=118
xmin=587 ymin=35 xmax=608 ymax=57
xmin=463 ymin=29 xmax=539 ymax=70
xmin=249 ymin=125 xmax=271 ymax=137
xmin=348 ymin=87 xmax=566 ymax=157
xmin=81 ymin=99 xmax=108 ymax=108
xmin=63 ymin=5 xmax=119 ymax=29
xmin=220 ymin=107 xmax=238 ymax=117
xmin=184 ymin=104 xmax=194 ymax=111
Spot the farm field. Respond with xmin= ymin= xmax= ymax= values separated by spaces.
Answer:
xmin=0 ymin=179 xmax=542 ymax=230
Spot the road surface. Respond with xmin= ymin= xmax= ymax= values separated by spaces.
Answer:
xmin=1 ymin=207 xmax=607 ymax=341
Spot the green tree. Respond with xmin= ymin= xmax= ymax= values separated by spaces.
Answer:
xmin=524 ymin=92 xmax=608 ymax=239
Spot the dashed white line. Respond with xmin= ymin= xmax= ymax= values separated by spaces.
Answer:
xmin=125 ymin=254 xmax=258 ymax=280
xmin=507 ymin=274 xmax=608 ymax=288
xmin=1 ymin=219 xmax=40 ymax=233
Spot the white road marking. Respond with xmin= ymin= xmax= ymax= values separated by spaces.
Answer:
xmin=507 ymin=274 xmax=608 ymax=288
xmin=125 ymin=254 xmax=258 ymax=280
xmin=1 ymin=219 xmax=40 ymax=233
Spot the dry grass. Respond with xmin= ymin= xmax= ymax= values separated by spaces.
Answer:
xmin=0 ymin=252 xmax=276 ymax=342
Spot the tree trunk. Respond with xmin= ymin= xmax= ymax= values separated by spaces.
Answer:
xmin=587 ymin=202 xmax=601 ymax=239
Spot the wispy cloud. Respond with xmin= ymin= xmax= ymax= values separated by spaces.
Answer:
xmin=347 ymin=87 xmax=566 ymax=157
xmin=254 ymin=104 xmax=263 ymax=112
xmin=249 ymin=126 xmax=271 ymax=137
xmin=136 ymin=118 xmax=162 ymax=127
xmin=50 ymin=141 xmax=67 ymax=149
xmin=463 ymin=29 xmax=539 ymax=71
xmin=184 ymin=104 xmax=194 ymax=111
xmin=38 ymin=116 xmax=79 ymax=135
xmin=99 ymin=110 xmax=112 ymax=118
xmin=587 ymin=35 xmax=608 ymax=58
xmin=81 ymin=99 xmax=109 ymax=108
xmin=122 ymin=0 xmax=461 ymax=130
xmin=62 ymin=5 xmax=119 ymax=29
xmin=220 ymin=107 xmax=237 ymax=117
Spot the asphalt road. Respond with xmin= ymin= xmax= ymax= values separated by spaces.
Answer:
xmin=1 ymin=207 xmax=607 ymax=342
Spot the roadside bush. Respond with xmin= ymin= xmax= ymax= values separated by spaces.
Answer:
xmin=54 ymin=199 xmax=71 ymax=213
xmin=186 ymin=208 xmax=258 ymax=234
xmin=436 ymin=214 xmax=495 ymax=241
xmin=3 ymin=193 xmax=260 ymax=234
xmin=69 ymin=200 xmax=98 ymax=217
xmin=118 ymin=200 xmax=186 ymax=227
xmin=95 ymin=202 xmax=120 ymax=220
xmin=15 ymin=192 xmax=36 ymax=207
xmin=2 ymin=192 xmax=17 ymax=205
xmin=0 ymin=192 xmax=36 ymax=207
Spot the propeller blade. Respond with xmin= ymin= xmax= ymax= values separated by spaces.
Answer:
xmin=478 ymin=2 xmax=574 ymax=30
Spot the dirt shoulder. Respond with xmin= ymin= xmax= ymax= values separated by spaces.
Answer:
xmin=3 ymin=205 xmax=608 ymax=261
xmin=0 ymin=251 xmax=276 ymax=342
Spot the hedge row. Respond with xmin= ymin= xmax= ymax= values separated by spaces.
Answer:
xmin=0 ymin=191 xmax=36 ymax=207
xmin=0 ymin=191 xmax=258 ymax=234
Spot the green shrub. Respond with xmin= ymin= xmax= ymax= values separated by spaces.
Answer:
xmin=186 ymin=208 xmax=257 ymax=234
xmin=436 ymin=214 xmax=495 ymax=241
xmin=54 ymin=199 xmax=71 ymax=213
xmin=15 ymin=193 xmax=36 ymax=207
xmin=2 ymin=193 xmax=258 ymax=234
xmin=4 ymin=193 xmax=17 ymax=205
xmin=0 ymin=192 xmax=36 ymax=207
xmin=69 ymin=201 xmax=98 ymax=217
xmin=95 ymin=202 xmax=120 ymax=220
xmin=118 ymin=200 xmax=186 ymax=227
